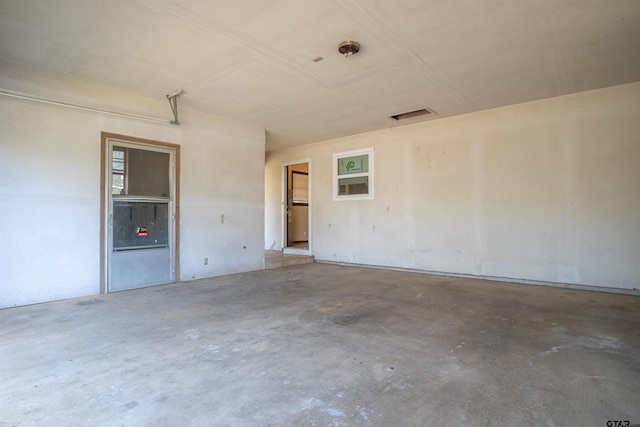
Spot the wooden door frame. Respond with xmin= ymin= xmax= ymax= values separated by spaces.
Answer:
xmin=289 ymin=170 xmax=309 ymax=245
xmin=100 ymin=132 xmax=180 ymax=293
xmin=281 ymin=159 xmax=311 ymax=255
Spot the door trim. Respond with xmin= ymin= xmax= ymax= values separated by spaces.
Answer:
xmin=281 ymin=158 xmax=311 ymax=255
xmin=100 ymin=132 xmax=180 ymax=294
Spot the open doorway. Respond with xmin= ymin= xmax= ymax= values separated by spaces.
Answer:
xmin=283 ymin=161 xmax=310 ymax=255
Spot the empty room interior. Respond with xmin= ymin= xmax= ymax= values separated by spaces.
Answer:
xmin=1 ymin=1 xmax=640 ymax=426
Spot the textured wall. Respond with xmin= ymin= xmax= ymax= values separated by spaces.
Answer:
xmin=265 ymin=82 xmax=640 ymax=290
xmin=0 ymin=67 xmax=265 ymax=308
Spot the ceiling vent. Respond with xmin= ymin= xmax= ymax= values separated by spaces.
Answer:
xmin=390 ymin=108 xmax=436 ymax=121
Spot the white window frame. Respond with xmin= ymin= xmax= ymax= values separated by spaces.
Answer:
xmin=333 ymin=147 xmax=374 ymax=201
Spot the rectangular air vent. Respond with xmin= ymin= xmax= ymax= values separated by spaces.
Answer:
xmin=390 ymin=108 xmax=436 ymax=121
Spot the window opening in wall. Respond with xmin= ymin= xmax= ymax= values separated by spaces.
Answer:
xmin=111 ymin=146 xmax=170 ymax=198
xmin=333 ymin=148 xmax=374 ymax=200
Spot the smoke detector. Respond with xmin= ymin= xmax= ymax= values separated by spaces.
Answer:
xmin=338 ymin=40 xmax=360 ymax=57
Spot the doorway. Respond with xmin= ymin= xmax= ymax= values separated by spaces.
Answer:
xmin=101 ymin=133 xmax=179 ymax=293
xmin=283 ymin=161 xmax=311 ymax=255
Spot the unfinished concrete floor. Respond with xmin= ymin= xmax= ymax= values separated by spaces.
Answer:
xmin=1 ymin=263 xmax=639 ymax=426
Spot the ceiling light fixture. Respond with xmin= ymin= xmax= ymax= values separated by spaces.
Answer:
xmin=338 ymin=40 xmax=360 ymax=57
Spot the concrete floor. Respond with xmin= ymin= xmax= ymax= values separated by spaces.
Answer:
xmin=1 ymin=263 xmax=639 ymax=427
xmin=265 ymin=250 xmax=314 ymax=269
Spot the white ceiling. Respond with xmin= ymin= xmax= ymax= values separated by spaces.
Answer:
xmin=1 ymin=0 xmax=640 ymax=151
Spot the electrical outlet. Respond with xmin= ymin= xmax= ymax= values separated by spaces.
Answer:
xmin=204 ymin=258 xmax=208 ymax=265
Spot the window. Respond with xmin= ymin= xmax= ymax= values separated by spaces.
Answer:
xmin=111 ymin=146 xmax=170 ymax=198
xmin=112 ymin=148 xmax=126 ymax=195
xmin=333 ymin=148 xmax=374 ymax=200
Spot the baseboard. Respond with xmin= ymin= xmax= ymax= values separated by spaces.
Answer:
xmin=315 ymin=259 xmax=640 ymax=296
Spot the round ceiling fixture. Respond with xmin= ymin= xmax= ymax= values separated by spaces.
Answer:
xmin=338 ymin=40 xmax=360 ymax=57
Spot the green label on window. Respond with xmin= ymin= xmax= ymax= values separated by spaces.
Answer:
xmin=338 ymin=154 xmax=368 ymax=175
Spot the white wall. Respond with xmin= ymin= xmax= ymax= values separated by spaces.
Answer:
xmin=266 ymin=82 xmax=640 ymax=291
xmin=0 ymin=65 xmax=265 ymax=308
